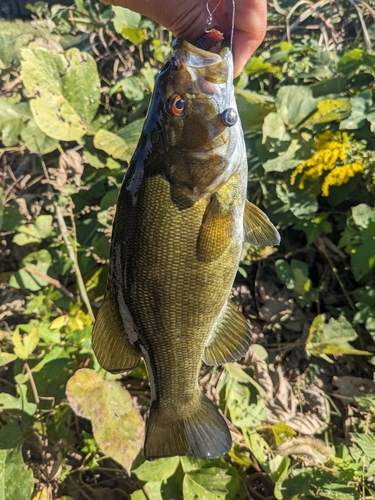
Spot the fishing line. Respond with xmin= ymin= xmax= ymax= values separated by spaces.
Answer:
xmin=0 ymin=2 xmax=77 ymax=51
xmin=230 ymin=0 xmax=235 ymax=53
xmin=205 ymin=0 xmax=224 ymax=28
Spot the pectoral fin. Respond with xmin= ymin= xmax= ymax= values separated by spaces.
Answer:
xmin=203 ymin=299 xmax=252 ymax=366
xmin=244 ymin=200 xmax=280 ymax=246
xmin=92 ymin=291 xmax=141 ymax=373
xmin=197 ymin=194 xmax=235 ymax=262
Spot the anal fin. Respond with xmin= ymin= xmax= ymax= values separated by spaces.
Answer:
xmin=203 ymin=299 xmax=252 ymax=366
xmin=92 ymin=291 xmax=141 ymax=373
xmin=244 ymin=200 xmax=280 ymax=246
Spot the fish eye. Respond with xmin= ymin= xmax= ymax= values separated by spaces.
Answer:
xmin=170 ymin=95 xmax=186 ymax=116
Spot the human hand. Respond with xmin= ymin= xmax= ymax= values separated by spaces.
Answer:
xmin=99 ymin=0 xmax=267 ymax=77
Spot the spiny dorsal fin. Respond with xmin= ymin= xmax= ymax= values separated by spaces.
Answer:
xmin=244 ymin=200 xmax=280 ymax=246
xmin=197 ymin=194 xmax=235 ymax=263
xmin=202 ymin=299 xmax=252 ymax=366
xmin=92 ymin=291 xmax=141 ymax=373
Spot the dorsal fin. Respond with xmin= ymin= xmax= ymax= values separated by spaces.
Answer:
xmin=203 ymin=299 xmax=252 ymax=366
xmin=244 ymin=200 xmax=280 ymax=246
xmin=92 ymin=291 xmax=141 ymax=373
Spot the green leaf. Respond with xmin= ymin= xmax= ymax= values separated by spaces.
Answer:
xmin=110 ymin=76 xmax=145 ymax=101
xmin=94 ymin=119 xmax=143 ymax=162
xmin=226 ymin=381 xmax=266 ymax=428
xmin=338 ymin=48 xmax=375 ymax=75
xmin=0 ymin=353 xmax=17 ymax=368
xmin=235 ymin=88 xmax=274 ymax=133
xmin=9 ymin=249 xmax=53 ymax=291
xmin=66 ymin=368 xmax=144 ymax=472
xmin=21 ymin=119 xmax=59 ymax=155
xmin=21 ymin=48 xmax=100 ymax=141
xmin=275 ymin=86 xmax=318 ymax=129
xmin=0 ymin=423 xmax=34 ymax=500
xmin=13 ymin=215 xmax=53 ymax=246
xmin=301 ymin=98 xmax=351 ymax=126
xmin=245 ymin=57 xmax=281 ymax=78
xmin=352 ymin=203 xmax=375 ymax=229
xmin=0 ymin=385 xmax=37 ymax=416
xmin=351 ymin=433 xmax=375 ymax=459
xmin=262 ymin=112 xmax=291 ymax=153
xmin=0 ymin=34 xmax=15 ymax=69
xmin=12 ymin=326 xmax=39 ymax=360
xmin=0 ymin=99 xmax=28 ymax=147
xmin=305 ymin=315 xmax=370 ymax=361
xmin=112 ymin=7 xmax=146 ymax=44
xmin=133 ymin=457 xmax=180 ymax=482
xmin=183 ymin=467 xmax=239 ymax=500
xmin=340 ymin=90 xmax=373 ymax=130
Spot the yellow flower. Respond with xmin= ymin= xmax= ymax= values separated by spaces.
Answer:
xmin=290 ymin=131 xmax=363 ymax=196
xmin=321 ymin=162 xmax=364 ymax=196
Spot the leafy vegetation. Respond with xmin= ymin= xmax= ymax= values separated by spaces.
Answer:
xmin=0 ymin=1 xmax=374 ymax=499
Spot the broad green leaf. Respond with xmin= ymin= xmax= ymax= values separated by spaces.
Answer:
xmin=236 ymin=88 xmax=274 ymax=133
xmin=262 ymin=138 xmax=310 ymax=173
xmin=338 ymin=48 xmax=375 ymax=75
xmin=275 ymin=259 xmax=294 ymax=289
xmin=242 ymin=429 xmax=269 ymax=466
xmin=133 ymin=457 xmax=179 ymax=482
xmin=13 ymin=215 xmax=53 ymax=246
xmin=94 ymin=119 xmax=143 ymax=162
xmin=0 ymin=34 xmax=15 ymax=69
xmin=275 ymin=86 xmax=318 ymax=129
xmin=245 ymin=57 xmax=281 ymax=78
xmin=0 ymin=353 xmax=17 ymax=368
xmin=305 ymin=315 xmax=370 ymax=361
xmin=267 ymin=456 xmax=290 ymax=500
xmin=224 ymin=363 xmax=267 ymax=396
xmin=112 ymin=7 xmax=146 ymax=44
xmin=183 ymin=468 xmax=239 ymax=500
xmin=61 ymin=48 xmax=100 ymax=125
xmin=0 ymin=99 xmax=28 ymax=147
xmin=349 ymin=228 xmax=375 ymax=281
xmin=0 ymin=423 xmax=34 ymax=500
xmin=262 ymin=112 xmax=291 ymax=153
xmin=110 ymin=76 xmax=145 ymax=101
xmin=66 ymin=368 xmax=144 ymax=472
xmin=21 ymin=119 xmax=59 ymax=155
xmin=0 ymin=385 xmax=37 ymax=416
xmin=340 ymin=90 xmax=373 ymax=130
xmin=10 ymin=249 xmax=53 ymax=291
xmin=301 ymin=98 xmax=351 ymax=126
xmin=352 ymin=203 xmax=375 ymax=229
xmin=226 ymin=380 xmax=266 ymax=428
xmin=21 ymin=48 xmax=100 ymax=141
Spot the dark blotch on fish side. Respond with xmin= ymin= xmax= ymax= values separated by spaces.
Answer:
xmin=220 ymin=108 xmax=237 ymax=127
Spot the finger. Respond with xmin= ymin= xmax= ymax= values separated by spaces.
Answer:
xmin=232 ymin=0 xmax=267 ymax=76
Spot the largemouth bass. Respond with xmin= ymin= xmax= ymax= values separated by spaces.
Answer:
xmin=92 ymin=37 xmax=280 ymax=460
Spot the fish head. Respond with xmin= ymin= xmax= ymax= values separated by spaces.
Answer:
xmin=147 ymin=39 xmax=245 ymax=198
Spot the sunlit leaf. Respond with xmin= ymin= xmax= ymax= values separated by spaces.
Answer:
xmin=305 ymin=315 xmax=370 ymax=361
xmin=133 ymin=457 xmax=179 ymax=482
xmin=0 ymin=423 xmax=34 ymax=500
xmin=66 ymin=368 xmax=144 ymax=472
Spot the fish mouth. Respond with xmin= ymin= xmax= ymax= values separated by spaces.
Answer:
xmin=171 ymin=39 xmax=231 ymax=85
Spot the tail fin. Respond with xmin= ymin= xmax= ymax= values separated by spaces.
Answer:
xmin=144 ymin=394 xmax=231 ymax=460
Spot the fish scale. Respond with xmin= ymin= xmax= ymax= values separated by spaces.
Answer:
xmin=92 ymin=38 xmax=280 ymax=460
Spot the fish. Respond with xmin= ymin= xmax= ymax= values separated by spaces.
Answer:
xmin=92 ymin=36 xmax=280 ymax=460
